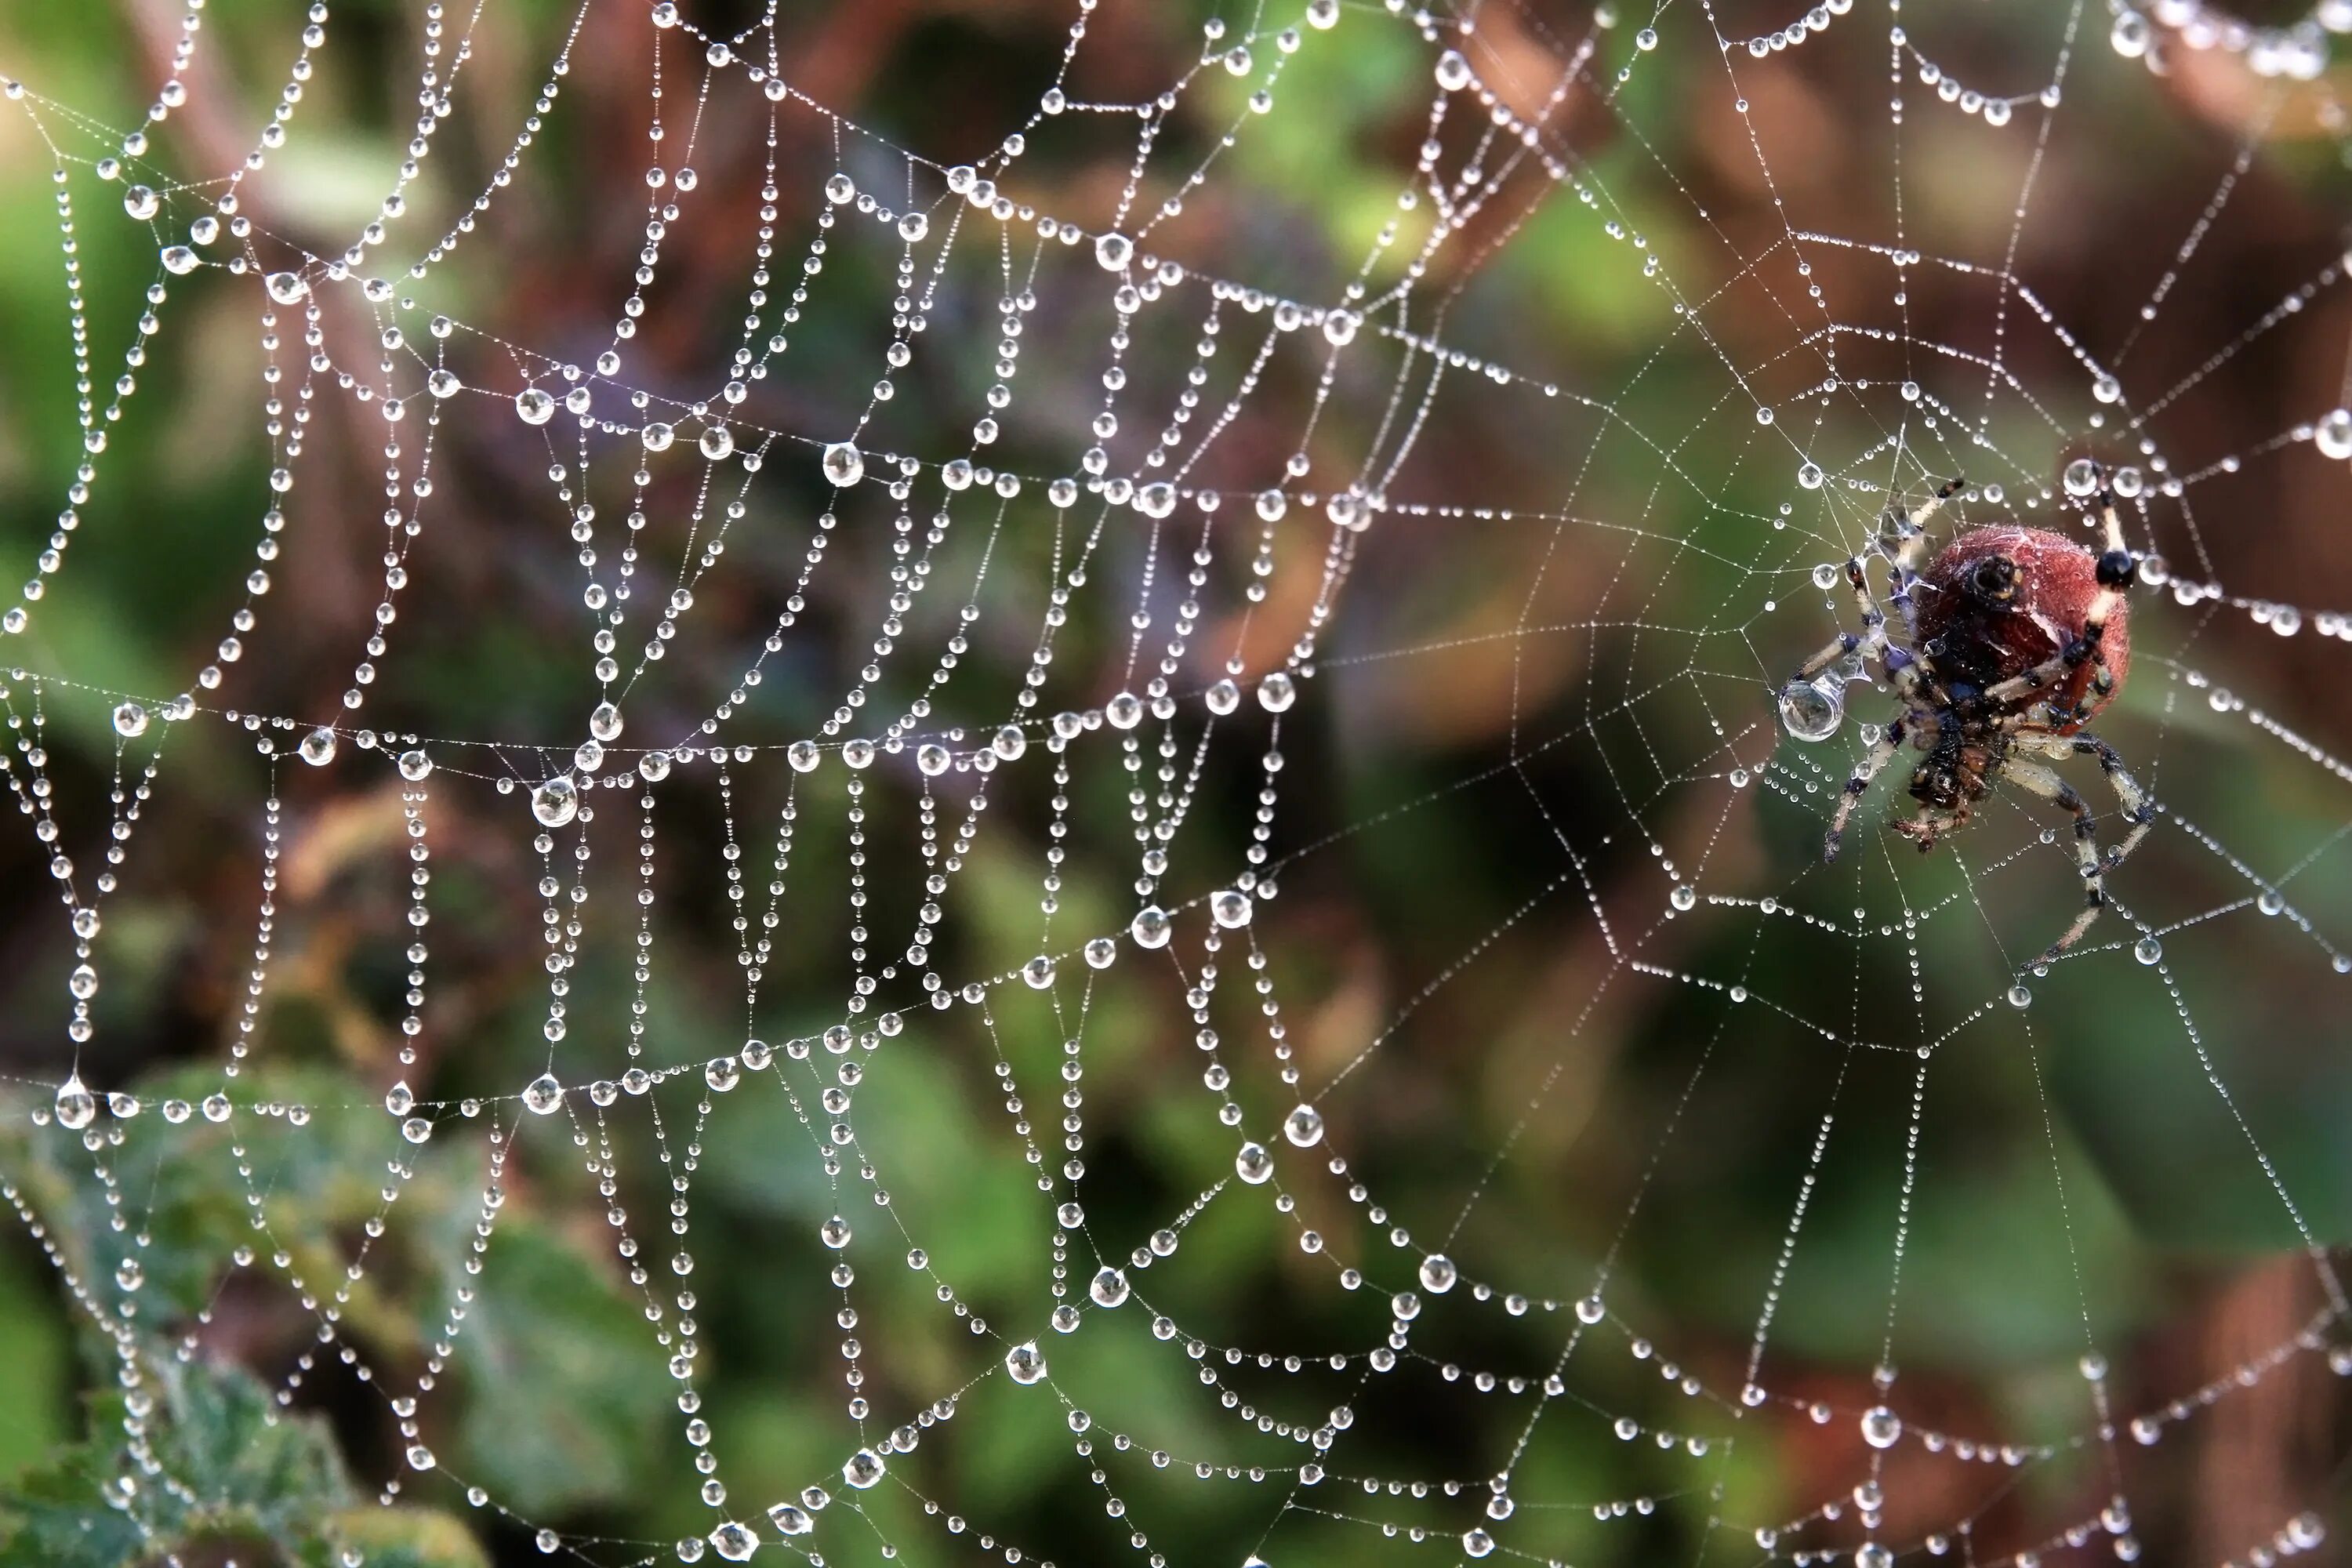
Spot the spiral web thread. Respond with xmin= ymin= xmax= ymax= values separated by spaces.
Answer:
xmin=6 ymin=0 xmax=2352 ymax=1563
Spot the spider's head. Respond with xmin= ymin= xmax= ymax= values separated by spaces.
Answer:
xmin=1909 ymin=764 xmax=1962 ymax=811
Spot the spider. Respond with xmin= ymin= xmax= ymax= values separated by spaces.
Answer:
xmin=1778 ymin=466 xmax=2155 ymax=964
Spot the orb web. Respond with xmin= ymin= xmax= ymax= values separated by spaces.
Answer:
xmin=4 ymin=0 xmax=2352 ymax=1565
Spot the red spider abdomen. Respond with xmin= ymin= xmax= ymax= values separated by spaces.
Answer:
xmin=1912 ymin=524 xmax=2130 ymax=724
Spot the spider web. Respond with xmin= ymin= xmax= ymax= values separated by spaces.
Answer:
xmin=4 ymin=0 xmax=2352 ymax=1564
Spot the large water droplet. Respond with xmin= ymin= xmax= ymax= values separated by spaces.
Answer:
xmin=515 ymin=387 xmax=557 ymax=425
xmin=821 ymin=443 xmax=865 ymax=488
xmin=1258 ymin=672 xmax=1296 ymax=712
xmin=1094 ymin=231 xmax=1133 ymax=271
xmin=397 ymin=749 xmax=433 ymax=781
xmin=1860 ymin=1405 xmax=1902 ymax=1448
xmin=1131 ymin=906 xmax=1173 ymax=948
xmin=1418 ymin=1253 xmax=1458 ymax=1294
xmin=1777 ymin=677 xmax=1844 ymax=742
xmin=1211 ymin=889 xmax=1254 ymax=928
xmin=263 ymin=270 xmax=308 ymax=306
xmin=161 ymin=245 xmax=200 ymax=275
xmin=842 ymin=1450 xmax=886 ymax=1489
xmin=2318 ymin=408 xmax=2352 ymax=461
xmin=1235 ymin=1142 xmax=1274 ymax=1184
xmin=523 ymin=1073 xmax=564 ymax=1114
xmin=1435 ymin=48 xmax=1472 ymax=90
xmin=1004 ymin=1341 xmax=1049 ymax=1384
xmin=709 ymin=1523 xmax=757 ymax=1562
xmin=122 ymin=184 xmax=159 ymax=220
xmin=112 ymin=702 xmax=149 ymax=739
xmin=428 ymin=368 xmax=462 ymax=399
xmin=1090 ymin=1267 xmax=1130 ymax=1308
xmin=767 ymin=1502 xmax=813 ymax=1536
xmin=54 ymin=1073 xmax=96 ymax=1130
xmin=532 ymin=775 xmax=579 ymax=827
xmin=1283 ymin=1103 xmax=1324 ymax=1147
xmin=1797 ymin=461 xmax=1825 ymax=490
xmin=2062 ymin=456 xmax=2101 ymax=497
xmin=820 ymin=1215 xmax=852 ymax=1248
xmin=386 ymin=1080 xmax=415 ymax=1116
xmin=298 ymin=727 xmax=337 ymax=767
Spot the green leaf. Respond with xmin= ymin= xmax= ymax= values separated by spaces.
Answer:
xmin=0 ymin=1356 xmax=482 ymax=1568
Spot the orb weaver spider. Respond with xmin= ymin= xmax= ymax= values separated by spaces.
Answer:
xmin=1778 ymin=466 xmax=2154 ymax=965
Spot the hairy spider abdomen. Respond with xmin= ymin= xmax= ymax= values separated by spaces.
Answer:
xmin=1913 ymin=524 xmax=2131 ymax=720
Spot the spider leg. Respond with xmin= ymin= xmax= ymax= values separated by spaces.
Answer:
xmin=1898 ymin=474 xmax=1966 ymax=540
xmin=2002 ymin=757 xmax=2114 ymax=961
xmin=1791 ymin=630 xmax=1865 ymax=685
xmin=1824 ymin=720 xmax=1905 ymax=862
xmin=1981 ymin=475 xmax=2135 ymax=716
xmin=2071 ymin=731 xmax=2156 ymax=869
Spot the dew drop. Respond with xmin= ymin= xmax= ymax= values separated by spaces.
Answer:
xmin=1860 ymin=1406 xmax=1902 ymax=1448
xmin=1090 ymin=1267 xmax=1131 ymax=1308
xmin=1797 ymin=461 xmax=1825 ymax=489
xmin=1004 ymin=1341 xmax=1049 ymax=1385
xmin=515 ymin=387 xmax=557 ymax=425
xmin=112 ymin=701 xmax=149 ymax=738
xmin=821 ymin=442 xmax=863 ymax=486
xmin=123 ymin=184 xmax=159 ymax=220
xmin=298 ymin=728 xmax=337 ymax=767
xmin=2318 ymin=408 xmax=2352 ymax=461
xmin=2062 ymin=456 xmax=2101 ymax=497
xmin=1418 ymin=1254 xmax=1457 ymax=1294
xmin=1131 ymin=906 xmax=1173 ymax=949
xmin=1777 ymin=677 xmax=1844 ymax=742
xmin=1434 ymin=48 xmax=1472 ymax=90
xmin=523 ymin=1073 xmax=564 ymax=1114
xmin=1235 ymin=1142 xmax=1274 ymax=1183
xmin=1283 ymin=1103 xmax=1324 ymax=1147
xmin=53 ymin=1073 xmax=96 ymax=1131
xmin=532 ymin=775 xmax=579 ymax=827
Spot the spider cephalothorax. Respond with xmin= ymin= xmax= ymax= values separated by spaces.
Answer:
xmin=1780 ymin=470 xmax=2155 ymax=964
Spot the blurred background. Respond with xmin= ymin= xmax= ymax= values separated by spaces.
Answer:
xmin=6 ymin=0 xmax=2352 ymax=1564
